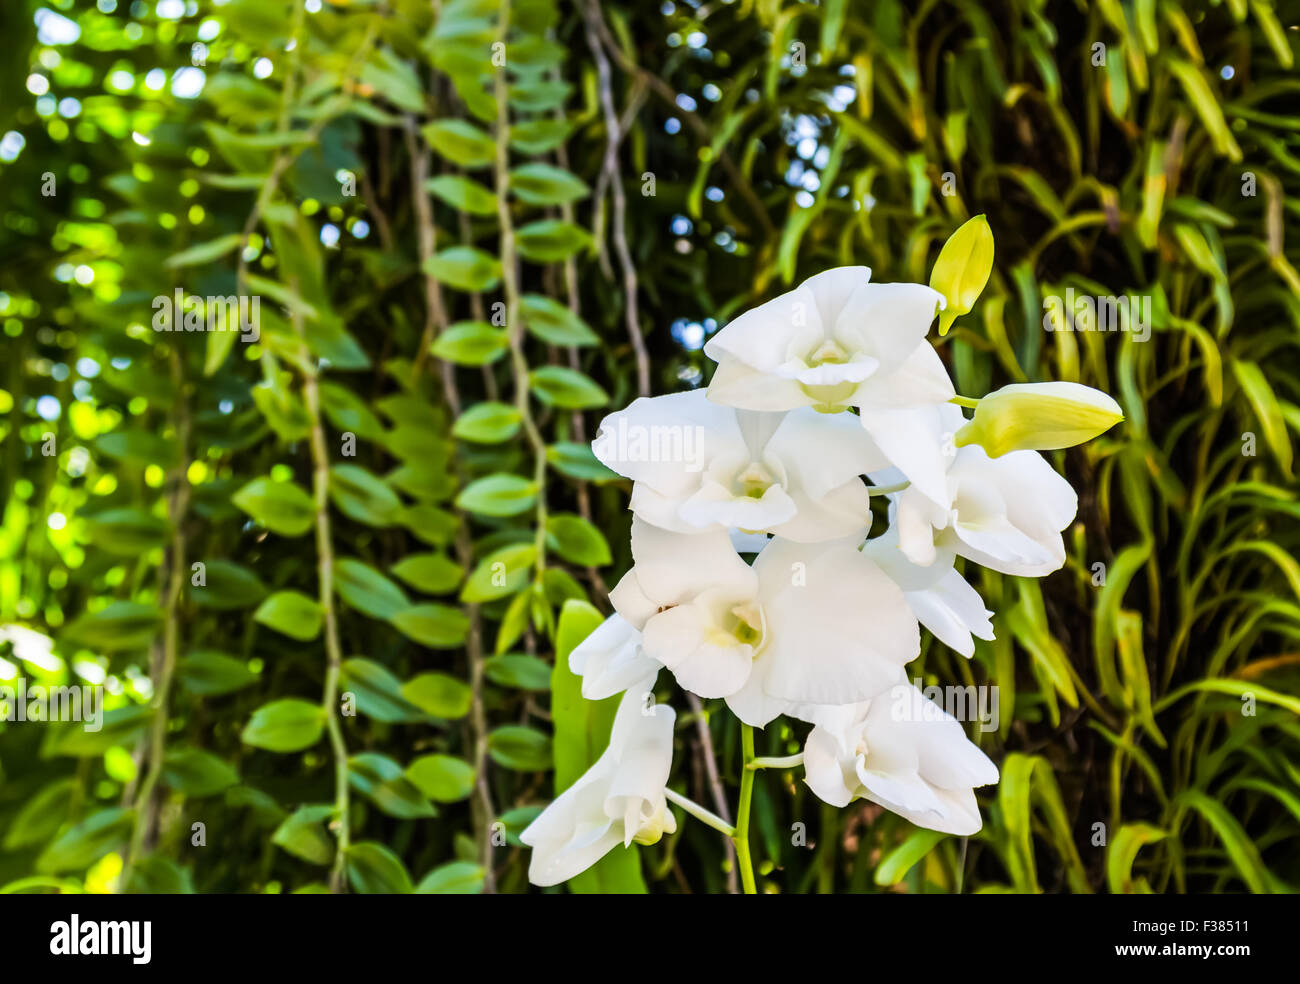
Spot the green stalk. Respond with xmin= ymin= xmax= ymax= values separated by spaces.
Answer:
xmin=732 ymin=724 xmax=758 ymax=894
xmin=664 ymin=788 xmax=735 ymax=837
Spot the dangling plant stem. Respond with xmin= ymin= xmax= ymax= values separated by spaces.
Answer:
xmin=294 ymin=302 xmax=350 ymax=894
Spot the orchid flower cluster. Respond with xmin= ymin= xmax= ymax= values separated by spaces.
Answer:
xmin=521 ymin=243 xmax=1123 ymax=891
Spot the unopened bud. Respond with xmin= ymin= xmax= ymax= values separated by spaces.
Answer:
xmin=955 ymin=382 xmax=1123 ymax=457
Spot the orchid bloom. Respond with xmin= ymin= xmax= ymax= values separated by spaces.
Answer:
xmin=592 ymin=389 xmax=885 ymax=542
xmin=521 ymin=249 xmax=1117 ymax=890
xmin=520 ymin=684 xmax=677 ymax=886
xmin=703 ymin=266 xmax=957 ymax=501
xmin=862 ymin=524 xmax=995 ymax=658
xmin=802 ymin=682 xmax=999 ymax=835
xmin=610 ymin=518 xmax=919 ymax=707
xmin=567 ymin=613 xmax=661 ymax=701
xmin=875 ymin=404 xmax=1079 ymax=576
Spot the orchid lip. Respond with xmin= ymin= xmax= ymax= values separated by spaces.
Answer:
xmin=632 ymin=803 xmax=673 ymax=845
xmin=733 ymin=461 xmax=776 ymax=499
xmin=800 ymin=380 xmax=858 ymax=406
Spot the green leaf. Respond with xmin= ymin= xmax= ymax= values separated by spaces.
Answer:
xmin=510 ymin=118 xmax=571 ymax=154
xmin=192 ymin=559 xmax=269 ymax=610
xmin=86 ymin=508 xmax=169 ymax=555
xmin=390 ymin=604 xmax=470 ymax=649
xmin=875 ymin=829 xmax=947 ymax=886
xmin=545 ymin=513 xmax=612 ymax=566
xmin=42 ymin=705 xmax=152 ymax=758
xmin=341 ymin=657 xmax=425 ymax=723
xmin=484 ymin=654 xmax=552 ymax=691
xmin=423 ymin=247 xmax=502 ymax=292
xmin=399 ymin=503 xmax=458 ymax=546
xmin=178 ymin=650 xmax=257 ymax=696
xmin=94 ymin=430 xmax=178 ymax=468
xmin=349 ymin=753 xmax=436 ymax=819
xmin=547 ymin=442 xmax=619 ymax=481
xmin=929 ymin=214 xmax=993 ymax=336
xmin=521 ymin=293 xmax=599 ymax=346
xmin=422 ymin=119 xmax=496 ymax=169
xmin=61 ymin=601 xmax=162 ymax=652
xmin=346 ymin=842 xmax=414 ymax=894
xmin=402 ymin=671 xmax=472 ymax=719
xmin=431 ymin=321 xmax=508 ymax=365
xmin=123 ymin=856 xmax=196 ymax=895
xmin=461 ymin=543 xmax=537 ymax=602
xmin=241 ymin=699 xmax=326 ymax=753
xmin=390 ymin=553 xmax=464 ymax=594
xmin=335 ymin=558 xmax=411 ymax=620
xmin=424 ymin=174 xmax=499 ymax=215
xmin=232 ymin=476 xmax=315 ymax=537
xmin=329 ymin=464 xmax=402 ymax=527
xmin=1106 ymin=823 xmax=1166 ymax=893
xmin=407 ymin=754 xmax=476 ymax=802
xmin=1232 ymin=359 xmax=1294 ymax=477
xmin=254 ymin=591 xmax=323 ymax=641
xmin=36 ymin=808 xmax=135 ymax=874
xmin=515 ymin=220 xmax=592 ymax=262
xmin=272 ymin=805 xmax=335 ymax=865
xmin=415 ymin=861 xmax=484 ymax=894
xmin=1166 ymin=58 xmax=1242 ymax=162
xmin=529 ymin=367 xmax=609 ymax=409
xmin=162 ymin=748 xmax=240 ymax=797
xmin=163 ymin=233 xmax=245 ymax=268
xmin=488 ymin=725 xmax=553 ymax=771
xmin=1173 ymin=791 xmax=1275 ymax=893
xmin=3 ymin=778 xmax=76 ymax=850
xmin=320 ymin=382 xmax=385 ymax=440
xmin=452 ymin=402 xmax=522 ymax=443
xmin=509 ymin=163 xmax=590 ymax=205
xmin=455 ymin=473 xmax=539 ymax=517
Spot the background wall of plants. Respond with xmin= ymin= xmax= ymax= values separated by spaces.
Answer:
xmin=1 ymin=0 xmax=1298 ymax=894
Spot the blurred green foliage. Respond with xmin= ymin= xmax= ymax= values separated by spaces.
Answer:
xmin=0 ymin=0 xmax=1298 ymax=894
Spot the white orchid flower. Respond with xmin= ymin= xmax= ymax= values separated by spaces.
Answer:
xmin=521 ymin=685 xmax=676 ymax=887
xmin=611 ymin=518 xmax=919 ymax=708
xmin=568 ymin=613 xmax=661 ymax=701
xmin=862 ymin=524 xmax=994 ymax=658
xmin=592 ymin=389 xmax=885 ymax=542
xmin=802 ymin=682 xmax=999 ymax=835
xmin=874 ymin=404 xmax=1078 ymax=576
xmin=702 ymin=267 xmax=956 ymax=501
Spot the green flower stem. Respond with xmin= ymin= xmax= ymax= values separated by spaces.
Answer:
xmin=664 ymin=788 xmax=736 ymax=837
xmin=748 ymin=753 xmax=804 ymax=771
xmin=733 ymin=723 xmax=758 ymax=894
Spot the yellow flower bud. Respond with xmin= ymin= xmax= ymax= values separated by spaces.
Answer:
xmin=929 ymin=215 xmax=994 ymax=336
xmin=954 ymin=382 xmax=1124 ymax=457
